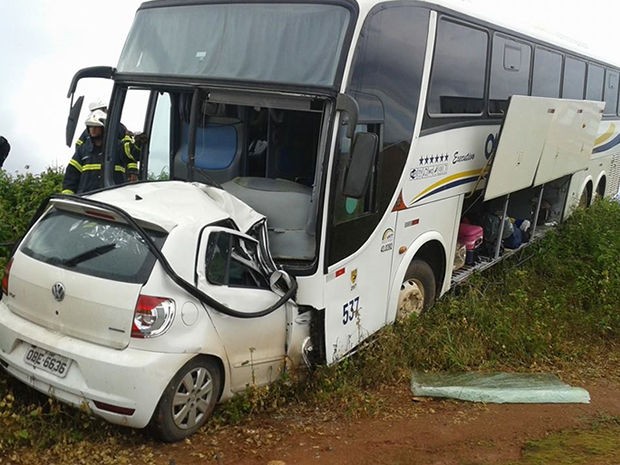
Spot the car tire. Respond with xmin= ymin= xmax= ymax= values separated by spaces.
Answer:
xmin=396 ymin=259 xmax=436 ymax=321
xmin=152 ymin=356 xmax=221 ymax=442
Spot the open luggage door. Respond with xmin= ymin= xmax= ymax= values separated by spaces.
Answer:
xmin=484 ymin=96 xmax=604 ymax=201
xmin=533 ymin=99 xmax=603 ymax=186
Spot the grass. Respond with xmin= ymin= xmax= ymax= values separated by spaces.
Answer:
xmin=0 ymin=199 xmax=619 ymax=460
xmin=506 ymin=416 xmax=620 ymax=465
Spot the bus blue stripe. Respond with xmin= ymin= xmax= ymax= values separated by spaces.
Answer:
xmin=593 ymin=133 xmax=620 ymax=154
xmin=415 ymin=176 xmax=480 ymax=203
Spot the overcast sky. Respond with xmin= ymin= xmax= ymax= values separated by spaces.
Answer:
xmin=1 ymin=0 xmax=619 ymax=175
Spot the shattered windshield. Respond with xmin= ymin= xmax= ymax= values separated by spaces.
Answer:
xmin=20 ymin=209 xmax=166 ymax=283
xmin=117 ymin=3 xmax=351 ymax=87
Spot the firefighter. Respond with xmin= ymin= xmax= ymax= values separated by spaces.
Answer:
xmin=74 ymin=101 xmax=143 ymax=181
xmin=62 ymin=110 xmax=138 ymax=194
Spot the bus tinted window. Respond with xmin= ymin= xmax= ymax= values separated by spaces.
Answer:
xmin=532 ymin=47 xmax=562 ymax=98
xmin=428 ymin=18 xmax=487 ymax=114
xmin=563 ymin=57 xmax=585 ymax=99
xmin=604 ymin=70 xmax=619 ymax=115
xmin=489 ymin=34 xmax=531 ymax=114
xmin=330 ymin=6 xmax=429 ymax=263
xmin=350 ymin=6 xmax=429 ymax=145
xmin=586 ymin=64 xmax=604 ymax=101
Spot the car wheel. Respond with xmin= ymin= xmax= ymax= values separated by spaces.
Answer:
xmin=152 ymin=357 xmax=221 ymax=442
xmin=397 ymin=259 xmax=436 ymax=321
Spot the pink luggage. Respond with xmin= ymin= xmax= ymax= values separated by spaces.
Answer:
xmin=458 ymin=223 xmax=483 ymax=265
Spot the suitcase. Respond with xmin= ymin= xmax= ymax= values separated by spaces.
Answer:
xmin=458 ymin=223 xmax=483 ymax=265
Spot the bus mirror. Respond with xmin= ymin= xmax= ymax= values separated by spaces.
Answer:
xmin=343 ymin=132 xmax=378 ymax=199
xmin=65 ymin=66 xmax=115 ymax=147
xmin=66 ymin=96 xmax=84 ymax=147
xmin=336 ymin=94 xmax=359 ymax=139
xmin=66 ymin=66 xmax=115 ymax=98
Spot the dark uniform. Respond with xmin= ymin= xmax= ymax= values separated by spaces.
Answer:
xmin=62 ymin=136 xmax=138 ymax=195
xmin=75 ymin=123 xmax=141 ymax=176
xmin=0 ymin=136 xmax=10 ymax=168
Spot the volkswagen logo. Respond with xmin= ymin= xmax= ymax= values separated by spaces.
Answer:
xmin=51 ymin=282 xmax=65 ymax=302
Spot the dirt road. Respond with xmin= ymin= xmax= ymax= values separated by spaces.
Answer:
xmin=149 ymin=376 xmax=620 ymax=465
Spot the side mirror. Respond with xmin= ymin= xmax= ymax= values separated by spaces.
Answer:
xmin=66 ymin=96 xmax=84 ymax=147
xmin=269 ymin=269 xmax=294 ymax=294
xmin=342 ymin=132 xmax=378 ymax=199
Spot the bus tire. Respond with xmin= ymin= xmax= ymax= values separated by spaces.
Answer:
xmin=152 ymin=356 xmax=221 ymax=442
xmin=594 ymin=179 xmax=606 ymax=202
xmin=578 ymin=186 xmax=591 ymax=209
xmin=397 ymin=259 xmax=436 ymax=320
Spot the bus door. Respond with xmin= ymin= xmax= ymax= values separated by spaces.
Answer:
xmin=322 ymin=123 xmax=397 ymax=364
xmin=323 ymin=208 xmax=397 ymax=364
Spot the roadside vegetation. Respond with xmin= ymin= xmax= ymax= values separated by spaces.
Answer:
xmin=0 ymin=168 xmax=63 ymax=266
xmin=507 ymin=415 xmax=620 ymax=465
xmin=0 ymin=170 xmax=619 ymax=463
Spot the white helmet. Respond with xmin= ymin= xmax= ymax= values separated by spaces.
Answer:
xmin=88 ymin=100 xmax=107 ymax=112
xmin=85 ymin=109 xmax=107 ymax=127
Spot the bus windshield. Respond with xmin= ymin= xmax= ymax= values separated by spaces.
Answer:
xmin=117 ymin=2 xmax=351 ymax=87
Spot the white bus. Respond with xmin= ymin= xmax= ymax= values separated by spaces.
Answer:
xmin=64 ymin=0 xmax=620 ymax=367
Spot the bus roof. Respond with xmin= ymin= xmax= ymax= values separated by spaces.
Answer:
xmin=136 ymin=0 xmax=618 ymax=68
xmin=355 ymin=0 xmax=618 ymax=67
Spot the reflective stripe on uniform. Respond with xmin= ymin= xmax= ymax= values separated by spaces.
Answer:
xmin=76 ymin=139 xmax=84 ymax=146
xmin=82 ymin=163 xmax=102 ymax=171
xmin=115 ymin=165 xmax=126 ymax=173
xmin=122 ymin=136 xmax=137 ymax=161
xmin=68 ymin=158 xmax=83 ymax=172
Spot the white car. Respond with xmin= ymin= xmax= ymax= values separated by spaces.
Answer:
xmin=0 ymin=181 xmax=307 ymax=441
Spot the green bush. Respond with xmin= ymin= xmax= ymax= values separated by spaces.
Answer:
xmin=0 ymin=168 xmax=63 ymax=267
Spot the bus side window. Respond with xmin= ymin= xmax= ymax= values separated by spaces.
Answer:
xmin=562 ymin=57 xmax=586 ymax=99
xmin=604 ymin=70 xmax=619 ymax=115
xmin=428 ymin=18 xmax=487 ymax=115
xmin=531 ymin=47 xmax=562 ymax=98
xmin=585 ymin=63 xmax=604 ymax=102
xmin=489 ymin=34 xmax=531 ymax=115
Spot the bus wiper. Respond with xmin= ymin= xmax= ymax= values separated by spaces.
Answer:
xmin=63 ymin=243 xmax=117 ymax=267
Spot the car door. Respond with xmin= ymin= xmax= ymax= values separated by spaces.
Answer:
xmin=196 ymin=227 xmax=287 ymax=392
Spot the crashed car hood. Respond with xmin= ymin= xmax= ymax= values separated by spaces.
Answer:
xmin=86 ymin=181 xmax=265 ymax=234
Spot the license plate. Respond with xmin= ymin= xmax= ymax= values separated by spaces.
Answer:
xmin=23 ymin=345 xmax=71 ymax=378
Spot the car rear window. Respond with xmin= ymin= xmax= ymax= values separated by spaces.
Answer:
xmin=20 ymin=209 xmax=167 ymax=284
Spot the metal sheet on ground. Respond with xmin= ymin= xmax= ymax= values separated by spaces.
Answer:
xmin=411 ymin=371 xmax=590 ymax=404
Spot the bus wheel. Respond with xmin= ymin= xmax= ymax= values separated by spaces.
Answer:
xmin=397 ymin=259 xmax=436 ymax=320
xmin=594 ymin=181 xmax=605 ymax=202
xmin=152 ymin=356 xmax=221 ymax=442
xmin=578 ymin=189 xmax=590 ymax=209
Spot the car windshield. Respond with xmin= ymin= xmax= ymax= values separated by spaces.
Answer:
xmin=20 ymin=208 xmax=166 ymax=284
xmin=117 ymin=2 xmax=351 ymax=87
